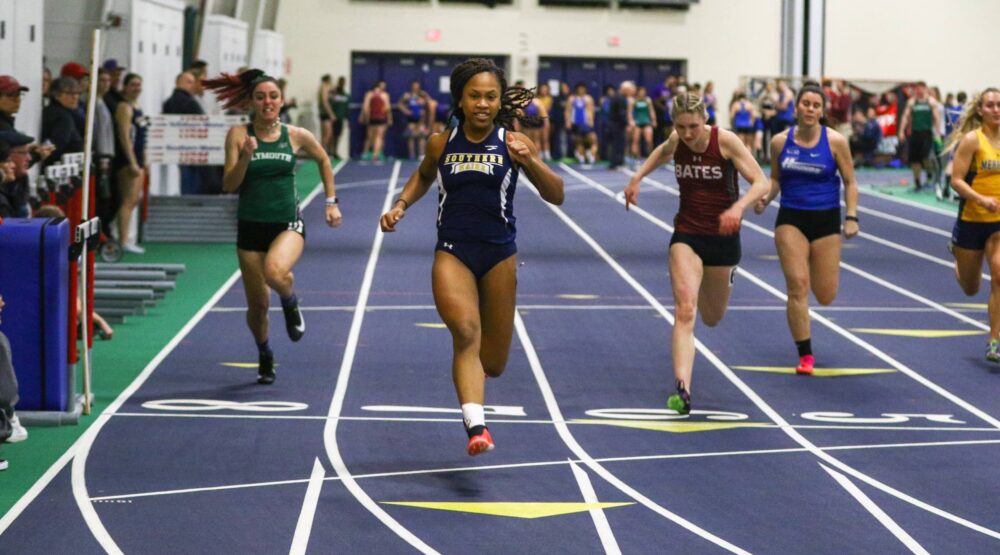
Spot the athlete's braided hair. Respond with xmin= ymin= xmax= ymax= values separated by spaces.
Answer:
xmin=202 ymin=68 xmax=279 ymax=111
xmin=448 ymin=58 xmax=540 ymax=129
xmin=944 ymin=87 xmax=1000 ymax=153
xmin=670 ymin=93 xmax=707 ymax=121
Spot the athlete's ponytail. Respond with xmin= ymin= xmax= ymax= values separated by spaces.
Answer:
xmin=447 ymin=58 xmax=540 ymax=129
xmin=944 ymin=87 xmax=1000 ymax=153
xmin=203 ymin=68 xmax=279 ymax=111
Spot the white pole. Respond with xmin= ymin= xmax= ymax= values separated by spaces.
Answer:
xmin=79 ymin=29 xmax=102 ymax=416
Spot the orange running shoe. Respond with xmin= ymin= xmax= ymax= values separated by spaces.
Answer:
xmin=466 ymin=427 xmax=495 ymax=456
xmin=796 ymin=354 xmax=815 ymax=375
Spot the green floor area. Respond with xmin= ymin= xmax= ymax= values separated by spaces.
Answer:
xmin=0 ymin=161 xmax=326 ymax=516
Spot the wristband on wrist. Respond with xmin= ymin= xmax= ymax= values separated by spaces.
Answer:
xmin=395 ymin=197 xmax=410 ymax=210
xmin=845 ymin=215 xmax=859 ymax=222
xmin=325 ymin=196 xmax=338 ymax=205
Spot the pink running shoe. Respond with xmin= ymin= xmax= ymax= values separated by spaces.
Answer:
xmin=466 ymin=428 xmax=495 ymax=456
xmin=796 ymin=354 xmax=815 ymax=375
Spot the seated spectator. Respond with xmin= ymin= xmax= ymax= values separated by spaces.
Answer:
xmin=42 ymin=77 xmax=85 ymax=167
xmin=0 ymin=129 xmax=35 ymax=218
xmin=1 ymin=293 xmax=28 ymax=472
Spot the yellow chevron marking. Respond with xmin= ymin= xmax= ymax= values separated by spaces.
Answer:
xmin=382 ymin=501 xmax=633 ymax=519
xmin=557 ymin=294 xmax=600 ymax=300
xmin=945 ymin=303 xmax=987 ymax=310
xmin=571 ymin=419 xmax=771 ymax=433
xmin=221 ymin=362 xmax=278 ymax=368
xmin=756 ymin=255 xmax=781 ymax=261
xmin=850 ymin=328 xmax=985 ymax=338
xmin=733 ymin=366 xmax=895 ymax=377
xmin=415 ymin=323 xmax=447 ymax=329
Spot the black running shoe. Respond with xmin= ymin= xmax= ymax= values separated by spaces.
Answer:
xmin=283 ymin=299 xmax=305 ymax=342
xmin=257 ymin=351 xmax=276 ymax=385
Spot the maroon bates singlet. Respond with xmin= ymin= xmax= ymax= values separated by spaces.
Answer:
xmin=673 ymin=126 xmax=739 ymax=236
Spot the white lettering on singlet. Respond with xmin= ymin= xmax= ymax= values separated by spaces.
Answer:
xmin=982 ymin=160 xmax=1000 ymax=171
xmin=251 ymin=152 xmax=294 ymax=163
xmin=675 ymin=163 xmax=723 ymax=180
xmin=780 ymin=157 xmax=825 ymax=175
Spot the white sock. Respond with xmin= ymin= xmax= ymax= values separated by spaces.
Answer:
xmin=461 ymin=403 xmax=485 ymax=430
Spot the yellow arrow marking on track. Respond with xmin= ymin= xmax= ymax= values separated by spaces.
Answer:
xmin=945 ymin=303 xmax=987 ymax=310
xmin=557 ymin=294 xmax=600 ymax=300
xmin=849 ymin=328 xmax=985 ymax=338
xmin=382 ymin=501 xmax=634 ymax=519
xmin=571 ymin=419 xmax=771 ymax=433
xmin=221 ymin=362 xmax=279 ymax=368
xmin=415 ymin=323 xmax=447 ymax=329
xmin=732 ymin=366 xmax=895 ymax=377
xmin=756 ymin=255 xmax=781 ymax=261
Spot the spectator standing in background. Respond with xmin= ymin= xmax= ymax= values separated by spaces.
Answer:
xmin=0 ymin=130 xmax=36 ymax=218
xmin=359 ymin=80 xmax=391 ymax=162
xmin=113 ymin=73 xmax=148 ymax=254
xmin=41 ymin=77 xmax=84 ymax=167
xmin=59 ymin=62 xmax=89 ymax=132
xmin=101 ymin=59 xmax=127 ymax=117
xmin=93 ymin=68 xmax=117 ymax=238
xmin=898 ymin=81 xmax=941 ymax=191
xmin=330 ymin=76 xmax=349 ymax=161
xmin=163 ymin=72 xmax=206 ymax=195
xmin=318 ymin=75 xmax=335 ymax=154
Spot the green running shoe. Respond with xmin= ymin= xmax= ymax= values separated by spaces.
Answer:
xmin=667 ymin=380 xmax=691 ymax=415
xmin=986 ymin=340 xmax=1000 ymax=364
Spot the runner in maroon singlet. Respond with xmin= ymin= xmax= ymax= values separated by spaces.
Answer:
xmin=360 ymin=80 xmax=392 ymax=161
xmin=624 ymin=93 xmax=769 ymax=414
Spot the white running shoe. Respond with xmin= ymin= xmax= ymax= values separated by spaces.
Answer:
xmin=8 ymin=414 xmax=27 ymax=443
xmin=123 ymin=244 xmax=145 ymax=254
xmin=0 ymin=458 xmax=7 ymax=471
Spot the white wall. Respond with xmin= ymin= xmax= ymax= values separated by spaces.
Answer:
xmin=825 ymin=0 xmax=999 ymax=95
xmin=277 ymin=0 xmax=784 ymax=128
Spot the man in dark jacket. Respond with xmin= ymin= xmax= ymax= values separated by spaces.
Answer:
xmin=42 ymin=77 xmax=85 ymax=167
xmin=163 ymin=72 xmax=207 ymax=194
xmin=0 ymin=129 xmax=35 ymax=218
xmin=606 ymin=81 xmax=632 ymax=170
xmin=0 ymin=75 xmax=55 ymax=166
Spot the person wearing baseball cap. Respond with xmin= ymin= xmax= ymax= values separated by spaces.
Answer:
xmin=60 ymin=62 xmax=89 ymax=81
xmin=102 ymin=59 xmax=126 ymax=117
xmin=0 ymin=129 xmax=35 ymax=218
xmin=0 ymin=76 xmax=29 ymax=133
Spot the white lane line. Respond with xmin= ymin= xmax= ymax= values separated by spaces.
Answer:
xmin=109 ymin=412 xmax=1000 ymax=433
xmin=289 ymin=458 xmax=326 ymax=555
xmin=514 ymin=312 xmax=749 ymax=553
xmin=208 ymin=304 xmax=981 ymax=313
xmin=856 ymin=185 xmax=957 ymax=216
xmin=569 ymin=461 xmax=623 ymax=555
xmin=856 ymin=231 xmax=990 ymax=281
xmin=632 ymin=171 xmax=991 ymax=330
xmin=320 ymin=161 xmax=437 ymax=554
xmin=819 ymin=465 xmax=930 ymax=555
xmin=560 ymin=163 xmax=1000 ymax=539
xmin=853 ymin=203 xmax=951 ymax=237
xmin=62 ymin=162 xmax=351 ymax=551
xmin=88 ymin=437 xmax=1000 ymax=503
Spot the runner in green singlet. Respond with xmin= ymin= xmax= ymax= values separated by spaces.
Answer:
xmin=207 ymin=69 xmax=343 ymax=385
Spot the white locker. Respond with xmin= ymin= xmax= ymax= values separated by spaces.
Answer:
xmin=102 ymin=0 xmax=184 ymax=196
xmin=0 ymin=2 xmax=15 ymax=74
xmin=250 ymin=30 xmax=283 ymax=79
xmin=201 ymin=15 xmax=248 ymax=76
xmin=0 ymin=0 xmax=43 ymax=139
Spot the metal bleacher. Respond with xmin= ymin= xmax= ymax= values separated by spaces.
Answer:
xmin=93 ymin=263 xmax=186 ymax=324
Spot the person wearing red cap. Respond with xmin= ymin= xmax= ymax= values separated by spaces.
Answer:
xmin=59 ymin=63 xmax=89 ymax=131
xmin=0 ymin=75 xmax=55 ymax=167
xmin=0 ymin=76 xmax=29 ymax=133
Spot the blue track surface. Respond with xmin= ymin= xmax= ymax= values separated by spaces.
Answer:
xmin=2 ymin=160 xmax=999 ymax=554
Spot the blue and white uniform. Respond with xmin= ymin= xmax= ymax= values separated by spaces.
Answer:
xmin=436 ymin=125 xmax=519 ymax=278
xmin=775 ymin=125 xmax=843 ymax=241
xmin=570 ymin=96 xmax=591 ymax=135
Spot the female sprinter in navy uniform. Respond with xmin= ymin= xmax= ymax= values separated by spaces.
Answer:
xmin=754 ymin=82 xmax=859 ymax=375
xmin=624 ymin=93 xmax=769 ymax=414
xmin=207 ymin=69 xmax=343 ymax=385
xmin=380 ymin=58 xmax=564 ymax=456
